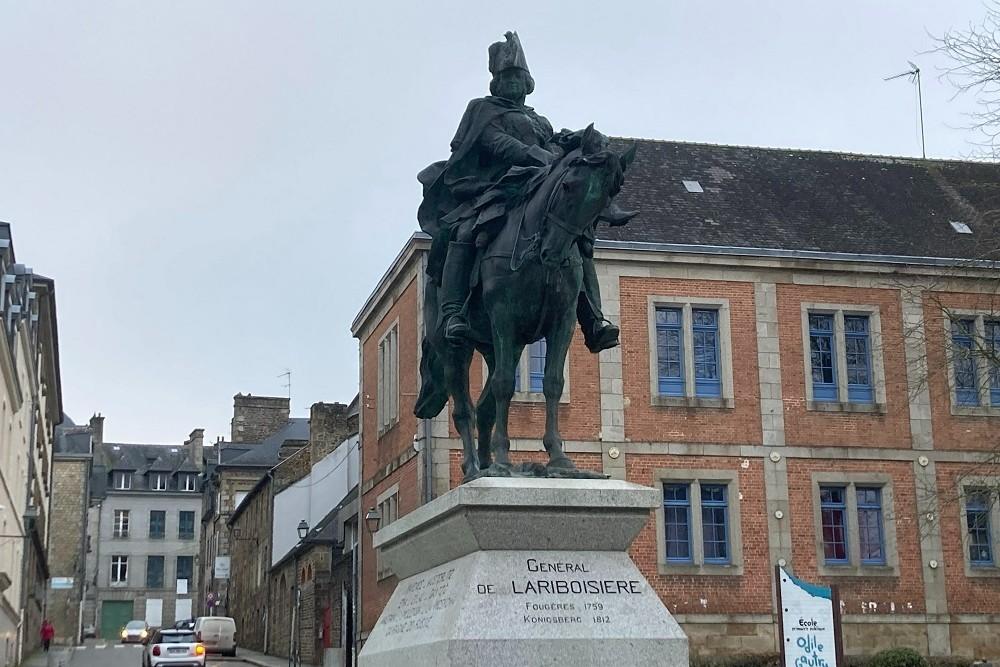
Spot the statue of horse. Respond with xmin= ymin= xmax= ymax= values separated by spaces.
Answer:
xmin=415 ymin=126 xmax=637 ymax=481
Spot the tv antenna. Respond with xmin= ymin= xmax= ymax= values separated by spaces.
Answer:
xmin=278 ymin=369 xmax=291 ymax=400
xmin=885 ymin=61 xmax=926 ymax=159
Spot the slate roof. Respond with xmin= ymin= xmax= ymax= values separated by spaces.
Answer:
xmin=215 ymin=417 xmax=310 ymax=468
xmin=604 ymin=139 xmax=1000 ymax=262
xmin=55 ymin=418 xmax=92 ymax=456
xmin=98 ymin=442 xmax=199 ymax=474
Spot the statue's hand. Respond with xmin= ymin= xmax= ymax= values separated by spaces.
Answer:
xmin=526 ymin=145 xmax=557 ymax=167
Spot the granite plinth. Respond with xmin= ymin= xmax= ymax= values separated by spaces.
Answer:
xmin=360 ymin=478 xmax=688 ymax=667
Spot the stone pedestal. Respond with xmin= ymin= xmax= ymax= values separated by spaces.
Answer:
xmin=359 ymin=477 xmax=688 ymax=667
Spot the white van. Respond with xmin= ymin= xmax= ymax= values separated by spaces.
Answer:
xmin=192 ymin=616 xmax=237 ymax=656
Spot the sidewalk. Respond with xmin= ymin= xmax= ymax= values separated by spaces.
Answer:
xmin=229 ymin=647 xmax=296 ymax=667
xmin=21 ymin=648 xmax=72 ymax=667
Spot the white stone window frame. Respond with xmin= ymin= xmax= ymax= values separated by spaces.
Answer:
xmin=150 ymin=473 xmax=167 ymax=491
xmin=182 ymin=474 xmax=197 ymax=492
xmin=800 ymin=303 xmax=887 ymax=414
xmin=377 ymin=320 xmax=400 ymax=437
xmin=810 ymin=472 xmax=899 ymax=577
xmin=113 ymin=509 xmax=129 ymax=538
xmin=113 ymin=471 xmax=132 ymax=490
xmin=956 ymin=477 xmax=1000 ymax=578
xmin=376 ymin=483 xmax=399 ymax=581
xmin=942 ymin=310 xmax=1000 ymax=417
xmin=110 ymin=555 xmax=128 ymax=586
xmin=646 ymin=296 xmax=735 ymax=409
xmin=653 ymin=468 xmax=744 ymax=576
xmin=481 ymin=345 xmax=570 ymax=404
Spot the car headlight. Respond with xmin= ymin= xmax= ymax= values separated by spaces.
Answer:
xmin=121 ymin=630 xmax=127 ymax=638
xmin=195 ymin=645 xmax=205 ymax=655
xmin=140 ymin=630 xmax=147 ymax=638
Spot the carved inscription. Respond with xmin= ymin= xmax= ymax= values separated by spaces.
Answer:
xmin=478 ymin=557 xmax=643 ymax=626
xmin=380 ymin=567 xmax=456 ymax=637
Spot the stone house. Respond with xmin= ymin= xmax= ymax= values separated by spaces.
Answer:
xmin=87 ymin=426 xmax=205 ymax=638
xmin=0 ymin=222 xmax=63 ymax=666
xmin=47 ymin=417 xmax=96 ymax=644
xmin=352 ymin=140 xmax=1000 ymax=659
xmin=198 ymin=394 xmax=308 ymax=618
xmin=228 ymin=400 xmax=359 ymax=666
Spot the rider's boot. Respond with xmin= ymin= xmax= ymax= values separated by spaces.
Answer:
xmin=440 ymin=241 xmax=477 ymax=345
xmin=578 ymin=258 xmax=620 ymax=353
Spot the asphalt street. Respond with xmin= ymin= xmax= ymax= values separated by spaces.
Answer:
xmin=69 ymin=642 xmax=253 ymax=667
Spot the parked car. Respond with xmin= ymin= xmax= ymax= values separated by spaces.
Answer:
xmin=192 ymin=616 xmax=236 ymax=657
xmin=82 ymin=623 xmax=97 ymax=639
xmin=142 ymin=629 xmax=205 ymax=667
xmin=121 ymin=619 xmax=150 ymax=644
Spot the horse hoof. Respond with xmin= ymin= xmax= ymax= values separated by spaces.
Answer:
xmin=482 ymin=464 xmax=512 ymax=478
xmin=547 ymin=456 xmax=576 ymax=470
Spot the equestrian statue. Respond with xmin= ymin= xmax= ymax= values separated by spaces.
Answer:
xmin=414 ymin=31 xmax=638 ymax=482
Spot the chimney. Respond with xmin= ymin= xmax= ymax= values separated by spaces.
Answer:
xmin=309 ymin=402 xmax=358 ymax=466
xmin=231 ymin=393 xmax=290 ymax=443
xmin=89 ymin=413 xmax=104 ymax=447
xmin=185 ymin=428 xmax=205 ymax=471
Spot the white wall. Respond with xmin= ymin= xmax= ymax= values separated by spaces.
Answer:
xmin=271 ymin=435 xmax=359 ymax=566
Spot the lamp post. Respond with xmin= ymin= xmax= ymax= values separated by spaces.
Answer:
xmin=296 ymin=520 xmax=309 ymax=541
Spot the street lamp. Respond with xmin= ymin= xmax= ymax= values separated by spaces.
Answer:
xmin=364 ymin=507 xmax=382 ymax=535
xmin=297 ymin=520 xmax=309 ymax=540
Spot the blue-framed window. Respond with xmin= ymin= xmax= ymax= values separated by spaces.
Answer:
xmin=701 ymin=484 xmax=730 ymax=563
xmin=845 ymin=316 xmax=873 ymax=403
xmin=987 ymin=320 xmax=1000 ymax=406
xmin=856 ymin=487 xmax=885 ymax=564
xmin=952 ymin=319 xmax=979 ymax=406
xmin=820 ymin=486 xmax=849 ymax=564
xmin=513 ymin=340 xmax=547 ymax=393
xmin=656 ymin=308 xmax=684 ymax=396
xmin=663 ymin=483 xmax=692 ymax=562
xmin=809 ymin=314 xmax=837 ymax=401
xmin=966 ymin=489 xmax=994 ymax=566
xmin=693 ymin=310 xmax=721 ymax=398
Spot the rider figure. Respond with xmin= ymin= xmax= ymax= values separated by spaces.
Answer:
xmin=417 ymin=32 xmax=624 ymax=354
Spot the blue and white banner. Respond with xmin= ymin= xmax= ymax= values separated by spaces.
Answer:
xmin=778 ymin=567 xmax=839 ymax=667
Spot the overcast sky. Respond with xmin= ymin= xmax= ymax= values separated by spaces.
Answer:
xmin=0 ymin=1 xmax=990 ymax=443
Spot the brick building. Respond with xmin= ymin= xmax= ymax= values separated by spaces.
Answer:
xmin=0 ymin=222 xmax=63 ymax=666
xmin=352 ymin=141 xmax=1000 ymax=659
xmin=227 ymin=400 xmax=359 ymax=666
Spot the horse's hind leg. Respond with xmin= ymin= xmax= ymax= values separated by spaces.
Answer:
xmin=476 ymin=347 xmax=497 ymax=469
xmin=445 ymin=345 xmax=479 ymax=481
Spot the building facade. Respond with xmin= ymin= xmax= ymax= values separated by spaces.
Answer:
xmin=0 ymin=222 xmax=63 ymax=666
xmin=88 ymin=428 xmax=204 ymax=638
xmin=227 ymin=400 xmax=359 ymax=666
xmin=47 ymin=418 xmax=95 ymax=645
xmin=199 ymin=394 xmax=307 ymax=618
xmin=353 ymin=142 xmax=1000 ymax=660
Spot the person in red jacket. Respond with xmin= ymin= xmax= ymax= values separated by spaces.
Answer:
xmin=40 ymin=619 xmax=55 ymax=651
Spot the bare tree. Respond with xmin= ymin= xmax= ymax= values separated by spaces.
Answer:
xmin=933 ymin=2 xmax=1000 ymax=154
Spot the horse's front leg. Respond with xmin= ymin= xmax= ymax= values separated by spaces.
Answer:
xmin=543 ymin=310 xmax=576 ymax=470
xmin=445 ymin=344 xmax=479 ymax=481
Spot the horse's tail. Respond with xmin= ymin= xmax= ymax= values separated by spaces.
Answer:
xmin=414 ymin=335 xmax=448 ymax=419
xmin=414 ymin=276 xmax=449 ymax=419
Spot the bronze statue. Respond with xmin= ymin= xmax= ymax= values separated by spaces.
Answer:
xmin=415 ymin=32 xmax=637 ymax=481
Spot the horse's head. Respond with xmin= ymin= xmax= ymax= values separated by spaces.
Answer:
xmin=539 ymin=125 xmax=637 ymax=268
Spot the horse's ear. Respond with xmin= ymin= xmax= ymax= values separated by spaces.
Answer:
xmin=619 ymin=143 xmax=638 ymax=172
xmin=581 ymin=123 xmax=596 ymax=153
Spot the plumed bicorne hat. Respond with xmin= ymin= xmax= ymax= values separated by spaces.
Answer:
xmin=488 ymin=31 xmax=535 ymax=94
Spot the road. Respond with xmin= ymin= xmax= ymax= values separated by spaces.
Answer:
xmin=70 ymin=642 xmax=255 ymax=667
